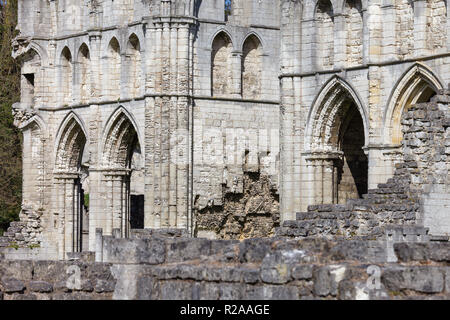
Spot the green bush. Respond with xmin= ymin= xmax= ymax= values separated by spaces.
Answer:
xmin=0 ymin=0 xmax=22 ymax=234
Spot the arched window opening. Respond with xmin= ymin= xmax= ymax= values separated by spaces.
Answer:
xmin=242 ymin=35 xmax=262 ymax=99
xmin=316 ymin=0 xmax=334 ymax=70
xmin=60 ymin=47 xmax=73 ymax=105
xmin=126 ymin=34 xmax=142 ymax=99
xmin=77 ymin=44 xmax=91 ymax=104
xmin=211 ymin=32 xmax=233 ymax=96
xmin=106 ymin=38 xmax=121 ymax=101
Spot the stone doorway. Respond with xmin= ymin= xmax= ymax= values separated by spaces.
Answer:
xmin=336 ymin=103 xmax=368 ymax=203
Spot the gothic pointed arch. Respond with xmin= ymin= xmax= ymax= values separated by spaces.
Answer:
xmin=77 ymin=43 xmax=91 ymax=103
xmin=344 ymin=0 xmax=363 ymax=66
xmin=105 ymin=37 xmax=121 ymax=100
xmin=211 ymin=31 xmax=233 ymax=96
xmin=125 ymin=33 xmax=142 ymax=98
xmin=242 ymin=34 xmax=263 ymax=99
xmin=383 ymin=63 xmax=442 ymax=145
xmin=305 ymin=76 xmax=369 ymax=203
xmin=102 ymin=107 xmax=141 ymax=169
xmin=60 ymin=46 xmax=73 ymax=105
xmin=54 ymin=112 xmax=88 ymax=173
xmin=306 ymin=76 xmax=369 ymax=152
xmin=314 ymin=0 xmax=334 ymax=70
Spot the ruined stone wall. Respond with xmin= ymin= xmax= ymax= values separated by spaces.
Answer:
xmin=2 ymin=234 xmax=450 ymax=300
xmin=280 ymin=0 xmax=450 ymax=217
xmin=192 ymin=99 xmax=280 ymax=239
xmin=278 ymin=90 xmax=450 ymax=239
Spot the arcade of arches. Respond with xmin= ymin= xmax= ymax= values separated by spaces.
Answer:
xmin=53 ymin=112 xmax=143 ymax=257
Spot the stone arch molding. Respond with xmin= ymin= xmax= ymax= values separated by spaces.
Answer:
xmin=101 ymin=107 xmax=143 ymax=169
xmin=209 ymin=28 xmax=235 ymax=51
xmin=305 ymin=76 xmax=369 ymax=152
xmin=54 ymin=112 xmax=88 ymax=173
xmin=240 ymin=32 xmax=266 ymax=54
xmin=383 ymin=63 xmax=443 ymax=145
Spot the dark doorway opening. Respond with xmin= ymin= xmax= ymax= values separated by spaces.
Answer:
xmin=337 ymin=103 xmax=368 ymax=202
xmin=130 ymin=194 xmax=144 ymax=229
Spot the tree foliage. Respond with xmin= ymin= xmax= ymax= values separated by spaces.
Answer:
xmin=0 ymin=0 xmax=22 ymax=234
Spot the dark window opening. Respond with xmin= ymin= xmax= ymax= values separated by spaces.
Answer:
xmin=23 ymin=73 xmax=35 ymax=105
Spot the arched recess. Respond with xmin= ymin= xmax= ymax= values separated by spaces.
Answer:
xmin=77 ymin=43 xmax=91 ymax=104
xmin=211 ymin=31 xmax=233 ymax=96
xmin=304 ymin=77 xmax=369 ymax=204
xmin=315 ymin=0 xmax=334 ymax=70
xmin=101 ymin=108 xmax=144 ymax=236
xmin=344 ymin=0 xmax=363 ymax=66
xmin=20 ymin=48 xmax=42 ymax=107
xmin=60 ymin=47 xmax=73 ymax=105
xmin=105 ymin=37 xmax=121 ymax=100
xmin=125 ymin=34 xmax=142 ymax=98
xmin=54 ymin=113 xmax=89 ymax=258
xmin=384 ymin=63 xmax=442 ymax=145
xmin=242 ymin=34 xmax=262 ymax=99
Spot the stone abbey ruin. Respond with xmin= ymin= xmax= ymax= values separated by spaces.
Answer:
xmin=0 ymin=0 xmax=450 ymax=300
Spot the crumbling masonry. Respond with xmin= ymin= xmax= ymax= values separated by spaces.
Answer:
xmin=0 ymin=0 xmax=449 ymax=299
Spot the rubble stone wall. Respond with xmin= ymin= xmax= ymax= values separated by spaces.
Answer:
xmin=1 ymin=235 xmax=450 ymax=300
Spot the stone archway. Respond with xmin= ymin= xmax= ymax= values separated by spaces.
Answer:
xmin=54 ymin=113 xmax=87 ymax=259
xmin=379 ymin=64 xmax=442 ymax=185
xmin=304 ymin=77 xmax=368 ymax=205
xmin=99 ymin=109 xmax=143 ymax=238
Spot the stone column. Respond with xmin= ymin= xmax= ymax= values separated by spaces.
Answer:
xmin=89 ymin=31 xmax=102 ymax=102
xmin=413 ymin=0 xmax=428 ymax=57
xmin=380 ymin=1 xmax=396 ymax=60
xmin=143 ymin=13 xmax=195 ymax=232
xmin=322 ymin=159 xmax=335 ymax=204
xmin=334 ymin=13 xmax=347 ymax=69
xmin=301 ymin=19 xmax=315 ymax=74
xmin=53 ymin=173 xmax=79 ymax=260
xmin=231 ymin=50 xmax=243 ymax=97
xmin=103 ymin=170 xmax=130 ymax=238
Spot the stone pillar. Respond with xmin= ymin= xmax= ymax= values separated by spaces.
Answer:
xmin=89 ymin=32 xmax=102 ymax=102
xmin=323 ymin=159 xmax=335 ymax=204
xmin=303 ymin=153 xmax=342 ymax=206
xmin=280 ymin=76 xmax=295 ymax=219
xmin=231 ymin=50 xmax=243 ymax=97
xmin=301 ymin=19 xmax=315 ymax=74
xmin=334 ymin=13 xmax=347 ymax=69
xmin=103 ymin=170 xmax=130 ymax=238
xmin=361 ymin=7 xmax=370 ymax=65
xmin=88 ymin=169 xmax=102 ymax=251
xmin=54 ymin=173 xmax=79 ymax=260
xmin=380 ymin=2 xmax=396 ymax=60
xmin=413 ymin=0 xmax=428 ymax=57
xmin=142 ymin=11 xmax=195 ymax=233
